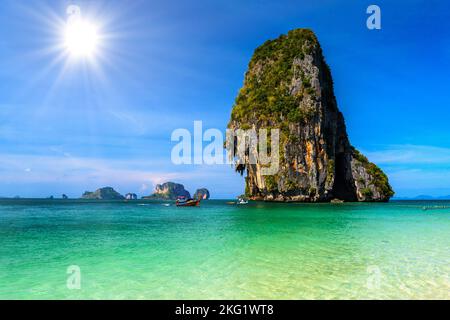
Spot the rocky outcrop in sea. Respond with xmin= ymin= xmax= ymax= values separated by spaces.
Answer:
xmin=194 ymin=188 xmax=210 ymax=200
xmin=143 ymin=182 xmax=191 ymax=200
xmin=125 ymin=193 xmax=138 ymax=200
xmin=227 ymin=29 xmax=394 ymax=202
xmin=81 ymin=187 xmax=125 ymax=200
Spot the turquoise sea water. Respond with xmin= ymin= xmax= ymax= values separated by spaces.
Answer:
xmin=0 ymin=199 xmax=449 ymax=299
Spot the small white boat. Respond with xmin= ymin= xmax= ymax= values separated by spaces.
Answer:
xmin=237 ymin=197 xmax=248 ymax=205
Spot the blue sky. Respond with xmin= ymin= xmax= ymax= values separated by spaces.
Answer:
xmin=0 ymin=0 xmax=449 ymax=198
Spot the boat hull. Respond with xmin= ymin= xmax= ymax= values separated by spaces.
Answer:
xmin=176 ymin=200 xmax=200 ymax=207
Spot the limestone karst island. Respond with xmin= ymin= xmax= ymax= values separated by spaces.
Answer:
xmin=80 ymin=183 xmax=210 ymax=201
xmin=228 ymin=29 xmax=394 ymax=202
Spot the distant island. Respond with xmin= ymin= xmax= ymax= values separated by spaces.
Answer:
xmin=81 ymin=187 xmax=125 ymax=200
xmin=227 ymin=28 xmax=394 ymax=203
xmin=76 ymin=183 xmax=210 ymax=201
xmin=125 ymin=193 xmax=138 ymax=200
xmin=194 ymin=188 xmax=210 ymax=200
xmin=142 ymin=182 xmax=210 ymax=200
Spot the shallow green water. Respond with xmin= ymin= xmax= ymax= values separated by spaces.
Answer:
xmin=0 ymin=199 xmax=449 ymax=299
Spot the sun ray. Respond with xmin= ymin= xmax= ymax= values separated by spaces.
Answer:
xmin=7 ymin=0 xmax=146 ymax=124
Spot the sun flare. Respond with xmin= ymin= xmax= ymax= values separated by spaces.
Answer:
xmin=64 ymin=19 xmax=99 ymax=57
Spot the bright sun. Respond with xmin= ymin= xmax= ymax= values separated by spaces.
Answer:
xmin=64 ymin=19 xmax=99 ymax=57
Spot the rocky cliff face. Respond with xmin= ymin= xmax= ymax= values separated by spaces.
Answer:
xmin=144 ymin=182 xmax=191 ymax=200
xmin=194 ymin=188 xmax=210 ymax=200
xmin=81 ymin=187 xmax=125 ymax=200
xmin=125 ymin=193 xmax=138 ymax=200
xmin=227 ymin=29 xmax=394 ymax=202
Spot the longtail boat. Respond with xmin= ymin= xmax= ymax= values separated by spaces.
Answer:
xmin=176 ymin=196 xmax=200 ymax=207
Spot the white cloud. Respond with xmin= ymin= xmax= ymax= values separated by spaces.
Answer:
xmin=359 ymin=144 xmax=450 ymax=197
xmin=0 ymin=153 xmax=244 ymax=198
xmin=0 ymin=153 xmax=180 ymax=191
xmin=389 ymin=169 xmax=450 ymax=188
xmin=364 ymin=144 xmax=450 ymax=165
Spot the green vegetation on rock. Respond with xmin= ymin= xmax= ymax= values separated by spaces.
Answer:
xmin=265 ymin=175 xmax=278 ymax=192
xmin=326 ymin=159 xmax=335 ymax=185
xmin=143 ymin=182 xmax=191 ymax=200
xmin=230 ymin=29 xmax=321 ymax=127
xmin=81 ymin=187 xmax=124 ymax=200
xmin=352 ymin=148 xmax=394 ymax=198
xmin=361 ymin=187 xmax=374 ymax=198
